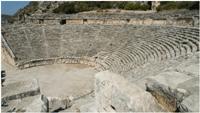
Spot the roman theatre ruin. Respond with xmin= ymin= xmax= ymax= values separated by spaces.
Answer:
xmin=1 ymin=9 xmax=199 ymax=112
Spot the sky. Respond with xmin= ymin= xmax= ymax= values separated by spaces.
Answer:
xmin=1 ymin=1 xmax=30 ymax=15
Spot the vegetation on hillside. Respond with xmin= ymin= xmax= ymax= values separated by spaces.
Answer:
xmin=53 ymin=2 xmax=151 ymax=14
xmin=156 ymin=1 xmax=199 ymax=11
xmin=1 ymin=14 xmax=12 ymax=24
xmin=2 ymin=1 xmax=199 ymax=24
xmin=53 ymin=1 xmax=199 ymax=14
xmin=2 ymin=2 xmax=39 ymax=24
xmin=15 ymin=1 xmax=39 ymax=16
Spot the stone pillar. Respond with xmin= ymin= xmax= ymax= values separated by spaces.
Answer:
xmin=193 ymin=15 xmax=199 ymax=27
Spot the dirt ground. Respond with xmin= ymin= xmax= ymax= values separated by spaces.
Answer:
xmin=2 ymin=59 xmax=97 ymax=99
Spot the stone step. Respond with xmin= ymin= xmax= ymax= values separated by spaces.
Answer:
xmin=2 ymin=79 xmax=40 ymax=101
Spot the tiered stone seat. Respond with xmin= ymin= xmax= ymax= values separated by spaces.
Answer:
xmin=25 ymin=26 xmax=48 ymax=60
xmin=2 ymin=24 xmax=199 ymax=70
xmin=4 ymin=28 xmax=34 ymax=61
xmin=100 ymin=26 xmax=199 ymax=73
xmin=44 ymin=26 xmax=61 ymax=58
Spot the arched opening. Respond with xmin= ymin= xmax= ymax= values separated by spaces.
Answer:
xmin=83 ymin=19 xmax=88 ymax=24
xmin=39 ymin=19 xmax=44 ymax=24
xmin=126 ymin=19 xmax=130 ymax=23
xmin=60 ymin=19 xmax=66 ymax=25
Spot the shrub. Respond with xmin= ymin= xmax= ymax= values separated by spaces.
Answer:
xmin=124 ymin=2 xmax=150 ymax=11
xmin=53 ymin=1 xmax=151 ymax=14
xmin=53 ymin=1 xmax=199 ymax=14
xmin=157 ymin=1 xmax=199 ymax=11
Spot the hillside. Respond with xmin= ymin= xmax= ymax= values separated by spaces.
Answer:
xmin=1 ymin=14 xmax=13 ymax=24
xmin=3 ymin=1 xmax=199 ymax=24
xmin=13 ymin=1 xmax=200 ymax=15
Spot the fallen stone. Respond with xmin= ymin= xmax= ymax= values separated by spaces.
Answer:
xmin=145 ymin=79 xmax=189 ymax=112
xmin=60 ymin=91 xmax=95 ymax=112
xmin=179 ymin=93 xmax=199 ymax=112
xmin=174 ymin=52 xmax=199 ymax=76
xmin=25 ymin=95 xmax=48 ymax=112
xmin=177 ymin=77 xmax=199 ymax=112
xmin=1 ymin=95 xmax=48 ymax=112
xmin=95 ymin=71 xmax=166 ymax=112
xmin=146 ymin=71 xmax=193 ymax=89
xmin=2 ymin=79 xmax=40 ymax=102
xmin=47 ymin=96 xmax=73 ymax=112
xmin=177 ymin=77 xmax=199 ymax=94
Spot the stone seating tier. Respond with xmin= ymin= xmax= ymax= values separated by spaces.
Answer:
xmin=2 ymin=24 xmax=199 ymax=70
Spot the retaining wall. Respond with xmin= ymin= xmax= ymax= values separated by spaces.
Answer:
xmin=24 ymin=10 xmax=199 ymax=27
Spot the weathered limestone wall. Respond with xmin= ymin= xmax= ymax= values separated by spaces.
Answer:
xmin=103 ymin=19 xmax=127 ymax=25
xmin=44 ymin=19 xmax=60 ymax=24
xmin=95 ymin=71 xmax=166 ymax=112
xmin=17 ymin=57 xmax=96 ymax=69
xmin=27 ymin=19 xmax=60 ymax=25
xmin=129 ymin=18 xmax=167 ymax=25
xmin=1 ymin=35 xmax=16 ymax=66
xmin=63 ymin=18 xmax=194 ymax=27
xmin=39 ymin=18 xmax=194 ymax=27
xmin=24 ymin=10 xmax=198 ymax=27
xmin=1 ymin=47 xmax=15 ymax=66
xmin=193 ymin=16 xmax=199 ymax=27
xmin=65 ymin=19 xmax=83 ymax=24
xmin=86 ymin=19 xmax=104 ymax=24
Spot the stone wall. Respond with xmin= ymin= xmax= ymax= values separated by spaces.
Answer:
xmin=27 ymin=19 xmax=60 ymax=24
xmin=16 ymin=57 xmax=96 ymax=69
xmin=1 ymin=35 xmax=16 ymax=65
xmin=64 ymin=18 xmax=194 ymax=27
xmin=24 ymin=10 xmax=199 ymax=27
xmin=193 ymin=15 xmax=199 ymax=27
xmin=65 ymin=19 xmax=83 ymax=24
xmin=1 ymin=47 xmax=15 ymax=66
xmin=27 ymin=18 xmax=196 ymax=27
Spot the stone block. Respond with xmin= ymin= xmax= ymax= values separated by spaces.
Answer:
xmin=1 ymin=95 xmax=48 ymax=112
xmin=95 ymin=71 xmax=165 ymax=112
xmin=146 ymin=71 xmax=193 ymax=89
xmin=25 ymin=95 xmax=48 ymax=112
xmin=47 ymin=96 xmax=73 ymax=112
xmin=179 ymin=93 xmax=199 ymax=112
xmin=145 ymin=79 xmax=189 ymax=112
xmin=2 ymin=79 xmax=40 ymax=101
xmin=177 ymin=77 xmax=199 ymax=112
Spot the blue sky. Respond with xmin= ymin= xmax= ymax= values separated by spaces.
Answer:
xmin=1 ymin=1 xmax=30 ymax=15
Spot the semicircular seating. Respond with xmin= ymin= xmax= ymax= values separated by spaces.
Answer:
xmin=2 ymin=24 xmax=199 ymax=71
xmin=96 ymin=26 xmax=199 ymax=73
